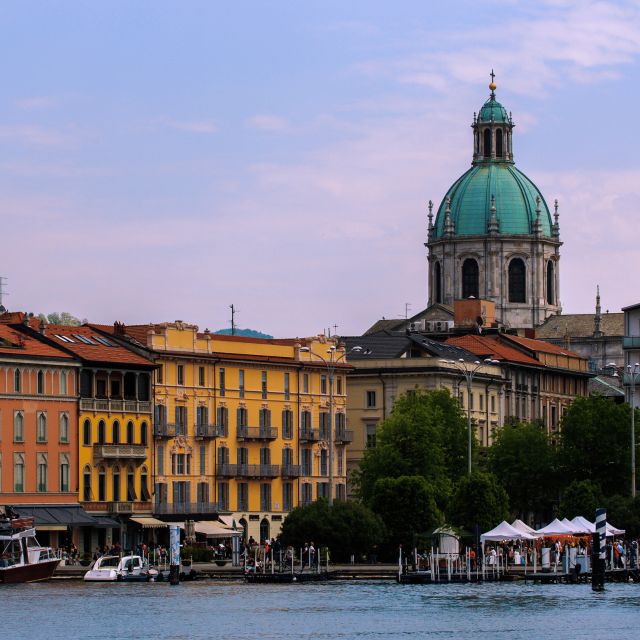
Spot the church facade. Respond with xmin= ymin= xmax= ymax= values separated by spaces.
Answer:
xmin=426 ymin=79 xmax=562 ymax=329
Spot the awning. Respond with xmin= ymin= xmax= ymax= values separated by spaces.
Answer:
xmin=12 ymin=505 xmax=100 ymax=527
xmin=37 ymin=524 xmax=68 ymax=532
xmin=195 ymin=521 xmax=242 ymax=538
xmin=130 ymin=516 xmax=168 ymax=529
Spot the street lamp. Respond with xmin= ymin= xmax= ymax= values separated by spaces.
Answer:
xmin=300 ymin=344 xmax=356 ymax=506
xmin=439 ymin=357 xmax=500 ymax=475
xmin=608 ymin=361 xmax=640 ymax=497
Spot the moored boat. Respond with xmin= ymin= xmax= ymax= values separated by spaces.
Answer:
xmin=0 ymin=510 xmax=61 ymax=584
xmin=83 ymin=554 xmax=159 ymax=582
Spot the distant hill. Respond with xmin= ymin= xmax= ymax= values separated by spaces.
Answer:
xmin=214 ymin=328 xmax=273 ymax=339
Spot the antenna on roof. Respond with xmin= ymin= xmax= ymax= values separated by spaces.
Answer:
xmin=229 ymin=304 xmax=238 ymax=336
xmin=404 ymin=303 xmax=411 ymax=319
xmin=0 ymin=277 xmax=8 ymax=313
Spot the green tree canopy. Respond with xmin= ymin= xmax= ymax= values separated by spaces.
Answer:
xmin=448 ymin=470 xmax=510 ymax=534
xmin=559 ymin=396 xmax=635 ymax=496
xmin=369 ymin=475 xmax=443 ymax=549
xmin=488 ymin=421 xmax=556 ymax=517
xmin=356 ymin=388 xmax=469 ymax=508
xmin=278 ymin=499 xmax=385 ymax=562
xmin=559 ymin=479 xmax=604 ymax=519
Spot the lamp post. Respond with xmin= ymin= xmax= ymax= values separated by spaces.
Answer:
xmin=608 ymin=362 xmax=640 ymax=497
xmin=440 ymin=358 xmax=499 ymax=475
xmin=300 ymin=345 xmax=355 ymax=506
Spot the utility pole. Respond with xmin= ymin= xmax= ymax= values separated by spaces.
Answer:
xmin=229 ymin=304 xmax=237 ymax=336
xmin=404 ymin=303 xmax=411 ymax=319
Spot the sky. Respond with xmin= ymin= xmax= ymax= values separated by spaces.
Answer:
xmin=2 ymin=0 xmax=640 ymax=337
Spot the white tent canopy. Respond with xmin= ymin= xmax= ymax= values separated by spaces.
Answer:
xmin=511 ymin=519 xmax=541 ymax=538
xmin=481 ymin=521 xmax=535 ymax=542
xmin=570 ymin=516 xmax=594 ymax=534
xmin=536 ymin=518 xmax=575 ymax=536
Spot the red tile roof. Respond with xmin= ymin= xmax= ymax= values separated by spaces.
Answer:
xmin=0 ymin=324 xmax=75 ymax=360
xmin=44 ymin=325 xmax=154 ymax=367
xmin=446 ymin=335 xmax=542 ymax=367
xmin=500 ymin=334 xmax=583 ymax=358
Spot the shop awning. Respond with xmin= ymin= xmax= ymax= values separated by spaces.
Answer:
xmin=130 ymin=516 xmax=168 ymax=529
xmin=36 ymin=524 xmax=68 ymax=532
xmin=195 ymin=521 xmax=242 ymax=538
xmin=12 ymin=505 xmax=100 ymax=527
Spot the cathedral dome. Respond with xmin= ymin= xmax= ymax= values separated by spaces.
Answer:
xmin=433 ymin=163 xmax=553 ymax=238
xmin=477 ymin=95 xmax=509 ymax=123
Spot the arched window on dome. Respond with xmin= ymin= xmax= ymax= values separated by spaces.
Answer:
xmin=496 ymin=128 xmax=503 ymax=158
xmin=546 ymin=261 xmax=555 ymax=305
xmin=434 ymin=261 xmax=442 ymax=304
xmin=509 ymin=258 xmax=526 ymax=303
xmin=483 ymin=129 xmax=491 ymax=158
xmin=462 ymin=259 xmax=479 ymax=299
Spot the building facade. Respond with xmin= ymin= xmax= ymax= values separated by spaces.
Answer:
xmin=98 ymin=322 xmax=349 ymax=542
xmin=426 ymin=79 xmax=562 ymax=328
xmin=0 ymin=319 xmax=80 ymax=548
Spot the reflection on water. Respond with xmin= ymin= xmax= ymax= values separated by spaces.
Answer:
xmin=3 ymin=580 xmax=640 ymax=639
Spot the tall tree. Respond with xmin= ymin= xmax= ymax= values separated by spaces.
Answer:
xmin=448 ymin=470 xmax=510 ymax=534
xmin=356 ymin=388 xmax=469 ymax=508
xmin=559 ymin=396 xmax=635 ymax=496
xmin=488 ymin=421 xmax=556 ymax=517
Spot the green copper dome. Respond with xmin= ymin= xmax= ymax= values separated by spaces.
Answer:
xmin=433 ymin=163 xmax=553 ymax=238
xmin=477 ymin=95 xmax=509 ymax=123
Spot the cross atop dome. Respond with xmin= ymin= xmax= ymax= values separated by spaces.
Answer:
xmin=489 ymin=69 xmax=496 ymax=96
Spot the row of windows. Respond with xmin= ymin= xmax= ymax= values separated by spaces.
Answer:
xmin=9 ymin=368 xmax=72 ymax=395
xmin=156 ymin=406 xmax=346 ymax=438
xmin=476 ymin=127 xmax=510 ymax=159
xmin=4 ymin=452 xmax=70 ymax=493
xmin=156 ymin=445 xmax=344 ymax=477
xmin=155 ymin=480 xmax=346 ymax=512
xmin=82 ymin=419 xmax=148 ymax=446
xmin=159 ymin=365 xmax=345 ymax=398
xmin=82 ymin=464 xmax=150 ymax=502
xmin=12 ymin=411 xmax=70 ymax=444
xmin=433 ymin=258 xmax=556 ymax=305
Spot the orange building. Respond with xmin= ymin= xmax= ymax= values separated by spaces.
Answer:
xmin=0 ymin=317 xmax=81 ymax=548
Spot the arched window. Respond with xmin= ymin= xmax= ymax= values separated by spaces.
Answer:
xmin=496 ymin=128 xmax=503 ymax=157
xmin=112 ymin=466 xmax=121 ymax=502
xmin=60 ymin=371 xmax=67 ymax=395
xmin=14 ymin=412 xmax=24 ymax=442
xmin=239 ymin=518 xmax=248 ymax=542
xmin=126 ymin=421 xmax=134 ymax=445
xmin=483 ymin=128 xmax=491 ymax=158
xmin=14 ymin=453 xmax=25 ymax=492
xmin=98 ymin=465 xmax=106 ymax=502
xmin=37 ymin=370 xmax=45 ymax=394
xmin=140 ymin=421 xmax=148 ymax=446
xmin=97 ymin=420 xmax=106 ymax=445
xmin=14 ymin=369 xmax=21 ymax=393
xmin=462 ymin=258 xmax=479 ymax=299
xmin=140 ymin=466 xmax=150 ymax=501
xmin=37 ymin=413 xmax=47 ymax=443
xmin=37 ymin=453 xmax=48 ymax=492
xmin=260 ymin=518 xmax=270 ymax=544
xmin=59 ymin=413 xmax=69 ymax=443
xmin=83 ymin=465 xmax=92 ymax=501
xmin=509 ymin=258 xmax=526 ymax=303
xmin=127 ymin=465 xmax=137 ymax=501
xmin=83 ymin=419 xmax=91 ymax=446
xmin=59 ymin=453 xmax=70 ymax=492
xmin=112 ymin=420 xmax=120 ymax=444
xmin=434 ymin=261 xmax=442 ymax=304
xmin=546 ymin=261 xmax=555 ymax=305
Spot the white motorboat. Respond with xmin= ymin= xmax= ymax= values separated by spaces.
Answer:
xmin=83 ymin=554 xmax=158 ymax=582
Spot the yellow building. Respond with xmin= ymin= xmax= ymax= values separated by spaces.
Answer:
xmin=103 ymin=322 xmax=349 ymax=541
xmin=46 ymin=324 xmax=156 ymax=553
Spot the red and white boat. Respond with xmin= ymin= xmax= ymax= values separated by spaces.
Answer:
xmin=0 ymin=512 xmax=60 ymax=584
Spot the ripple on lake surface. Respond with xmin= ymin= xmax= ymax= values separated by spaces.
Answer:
xmin=3 ymin=580 xmax=640 ymax=640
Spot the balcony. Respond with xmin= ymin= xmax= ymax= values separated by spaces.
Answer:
xmin=299 ymin=429 xmax=319 ymax=443
xmin=195 ymin=424 xmax=222 ymax=439
xmin=80 ymin=398 xmax=152 ymax=414
xmin=153 ymin=502 xmax=219 ymax=517
xmin=281 ymin=464 xmax=301 ymax=478
xmin=334 ymin=429 xmax=354 ymax=445
xmin=216 ymin=464 xmax=280 ymax=478
xmin=236 ymin=426 xmax=278 ymax=441
xmin=623 ymin=336 xmax=640 ymax=349
xmin=93 ymin=444 xmax=147 ymax=461
xmin=153 ymin=423 xmax=177 ymax=438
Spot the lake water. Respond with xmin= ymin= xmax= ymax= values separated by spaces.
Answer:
xmin=2 ymin=580 xmax=639 ymax=639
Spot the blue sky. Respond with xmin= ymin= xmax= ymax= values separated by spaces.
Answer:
xmin=2 ymin=1 xmax=640 ymax=336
